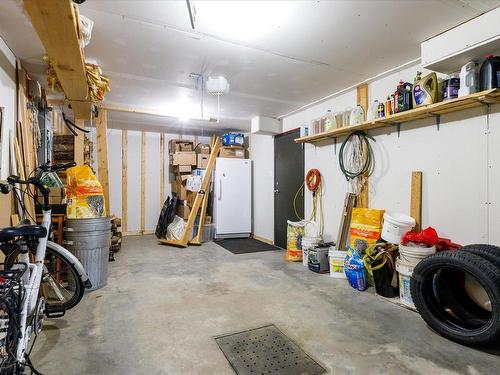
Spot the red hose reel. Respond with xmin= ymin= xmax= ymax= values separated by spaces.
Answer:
xmin=306 ymin=169 xmax=321 ymax=192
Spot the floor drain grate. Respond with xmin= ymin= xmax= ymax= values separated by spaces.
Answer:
xmin=215 ymin=324 xmax=326 ymax=375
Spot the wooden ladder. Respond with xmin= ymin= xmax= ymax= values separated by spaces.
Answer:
xmin=159 ymin=137 xmax=221 ymax=247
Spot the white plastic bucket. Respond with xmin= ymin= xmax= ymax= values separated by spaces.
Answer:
xmin=329 ymin=249 xmax=347 ymax=278
xmin=381 ymin=212 xmax=416 ymax=244
xmin=395 ymin=258 xmax=415 ymax=308
xmin=399 ymin=244 xmax=436 ymax=266
xmin=302 ymin=236 xmax=320 ymax=266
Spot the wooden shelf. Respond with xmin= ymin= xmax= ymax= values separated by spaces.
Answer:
xmin=25 ymin=0 xmax=91 ymax=120
xmin=295 ymin=89 xmax=500 ymax=144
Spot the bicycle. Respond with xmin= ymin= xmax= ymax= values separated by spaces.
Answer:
xmin=0 ymin=162 xmax=92 ymax=374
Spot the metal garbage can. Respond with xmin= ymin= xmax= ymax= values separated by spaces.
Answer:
xmin=64 ymin=217 xmax=112 ymax=291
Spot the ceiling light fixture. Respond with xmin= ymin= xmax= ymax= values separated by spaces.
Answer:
xmin=206 ymin=76 xmax=230 ymax=123
xmin=186 ymin=0 xmax=196 ymax=30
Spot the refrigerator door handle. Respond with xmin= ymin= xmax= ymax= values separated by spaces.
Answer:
xmin=218 ymin=178 xmax=222 ymax=200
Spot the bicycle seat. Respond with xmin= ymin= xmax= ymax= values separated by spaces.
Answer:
xmin=0 ymin=223 xmax=47 ymax=242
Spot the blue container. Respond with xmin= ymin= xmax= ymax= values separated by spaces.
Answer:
xmin=222 ymin=133 xmax=245 ymax=146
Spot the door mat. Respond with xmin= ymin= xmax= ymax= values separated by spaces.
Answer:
xmin=215 ymin=325 xmax=326 ymax=375
xmin=215 ymin=238 xmax=282 ymax=255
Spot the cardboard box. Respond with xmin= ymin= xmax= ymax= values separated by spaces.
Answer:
xmin=169 ymin=140 xmax=193 ymax=153
xmin=176 ymin=203 xmax=191 ymax=220
xmin=197 ymin=154 xmax=209 ymax=169
xmin=174 ymin=165 xmax=192 ymax=173
xmin=194 ymin=143 xmax=211 ymax=154
xmin=174 ymin=181 xmax=188 ymax=200
xmin=186 ymin=191 xmax=197 ymax=208
xmin=172 ymin=151 xmax=197 ymax=166
xmin=219 ymin=146 xmax=245 ymax=159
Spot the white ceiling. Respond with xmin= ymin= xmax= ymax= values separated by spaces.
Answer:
xmin=0 ymin=0 xmax=498 ymax=134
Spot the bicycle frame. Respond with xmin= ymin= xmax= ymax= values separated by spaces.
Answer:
xmin=15 ymin=208 xmax=52 ymax=362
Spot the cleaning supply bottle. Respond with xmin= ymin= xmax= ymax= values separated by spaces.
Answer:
xmin=479 ymin=55 xmax=500 ymax=90
xmin=443 ymin=74 xmax=460 ymax=101
xmin=458 ymin=61 xmax=479 ymax=97
xmin=412 ymin=71 xmax=438 ymax=107
xmin=385 ymin=96 xmax=392 ymax=116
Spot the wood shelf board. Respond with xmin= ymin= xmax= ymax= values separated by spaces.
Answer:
xmin=24 ymin=0 xmax=88 ymax=102
xmin=295 ymin=89 xmax=500 ymax=143
xmin=69 ymin=100 xmax=92 ymax=120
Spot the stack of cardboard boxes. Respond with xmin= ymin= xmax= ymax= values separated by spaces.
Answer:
xmin=219 ymin=144 xmax=246 ymax=159
xmin=169 ymin=140 xmax=211 ymax=220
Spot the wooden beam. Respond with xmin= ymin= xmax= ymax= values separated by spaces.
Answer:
xmin=73 ymin=119 xmax=85 ymax=165
xmin=24 ymin=0 xmax=88 ymax=101
xmin=410 ymin=171 xmax=423 ymax=232
xmin=160 ymin=133 xmax=165 ymax=205
xmin=121 ymin=130 xmax=128 ymax=232
xmin=96 ymin=109 xmax=110 ymax=216
xmin=356 ymin=83 xmax=369 ymax=208
xmin=140 ymin=131 xmax=146 ymax=233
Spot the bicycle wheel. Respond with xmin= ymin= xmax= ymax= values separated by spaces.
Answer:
xmin=5 ymin=248 xmax=85 ymax=313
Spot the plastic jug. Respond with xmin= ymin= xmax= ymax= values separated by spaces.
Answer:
xmin=367 ymin=100 xmax=379 ymax=121
xmin=458 ymin=61 xmax=479 ymax=97
xmin=479 ymin=55 xmax=500 ymax=90
xmin=412 ymin=71 xmax=438 ymax=107
xmin=443 ymin=74 xmax=460 ymax=101
xmin=349 ymin=105 xmax=365 ymax=125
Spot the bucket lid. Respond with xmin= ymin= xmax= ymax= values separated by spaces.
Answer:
xmin=329 ymin=249 xmax=347 ymax=257
xmin=383 ymin=212 xmax=415 ymax=226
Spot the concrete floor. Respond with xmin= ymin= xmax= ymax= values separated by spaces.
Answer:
xmin=31 ymin=235 xmax=498 ymax=375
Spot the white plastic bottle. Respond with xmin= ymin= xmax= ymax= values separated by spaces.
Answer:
xmin=458 ymin=61 xmax=479 ymax=97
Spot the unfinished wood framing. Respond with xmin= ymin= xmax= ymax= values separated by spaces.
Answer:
xmin=121 ymin=130 xmax=128 ymax=232
xmin=410 ymin=171 xmax=423 ymax=232
xmin=96 ymin=109 xmax=110 ymax=216
xmin=73 ymin=119 xmax=85 ymax=165
xmin=160 ymin=133 xmax=165 ymax=205
xmin=140 ymin=131 xmax=146 ymax=233
xmin=356 ymin=83 xmax=369 ymax=208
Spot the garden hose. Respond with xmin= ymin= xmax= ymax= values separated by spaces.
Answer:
xmin=338 ymin=130 xmax=376 ymax=194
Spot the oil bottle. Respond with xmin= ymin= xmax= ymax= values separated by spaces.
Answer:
xmin=395 ymin=80 xmax=413 ymax=112
xmin=412 ymin=71 xmax=438 ymax=107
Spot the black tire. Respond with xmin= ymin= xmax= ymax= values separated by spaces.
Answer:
xmin=5 ymin=247 xmax=85 ymax=313
xmin=432 ymin=244 xmax=500 ymax=323
xmin=411 ymin=250 xmax=500 ymax=346
xmin=459 ymin=244 xmax=500 ymax=268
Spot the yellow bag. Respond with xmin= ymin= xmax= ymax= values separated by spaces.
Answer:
xmin=349 ymin=208 xmax=384 ymax=248
xmin=66 ymin=166 xmax=106 ymax=219
xmin=286 ymin=220 xmax=305 ymax=262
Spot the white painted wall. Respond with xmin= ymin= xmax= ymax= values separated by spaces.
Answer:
xmin=107 ymin=128 xmax=122 ymax=219
xmin=282 ymin=62 xmax=500 ymax=245
xmin=249 ymin=133 xmax=275 ymax=242
xmin=0 ymin=36 xmax=17 ymax=179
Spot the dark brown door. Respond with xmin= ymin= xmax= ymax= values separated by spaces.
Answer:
xmin=274 ymin=129 xmax=304 ymax=249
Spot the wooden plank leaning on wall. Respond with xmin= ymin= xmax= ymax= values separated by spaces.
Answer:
xmin=160 ymin=134 xmax=165 ymax=205
xmin=410 ymin=171 xmax=423 ymax=232
xmin=356 ymin=83 xmax=369 ymax=208
xmin=96 ymin=109 xmax=110 ymax=216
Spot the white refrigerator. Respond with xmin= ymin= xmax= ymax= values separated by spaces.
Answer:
xmin=213 ymin=158 xmax=252 ymax=239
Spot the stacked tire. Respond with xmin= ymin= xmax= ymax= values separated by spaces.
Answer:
xmin=410 ymin=244 xmax=500 ymax=346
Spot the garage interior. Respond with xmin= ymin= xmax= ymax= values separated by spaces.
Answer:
xmin=0 ymin=1 xmax=499 ymax=374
